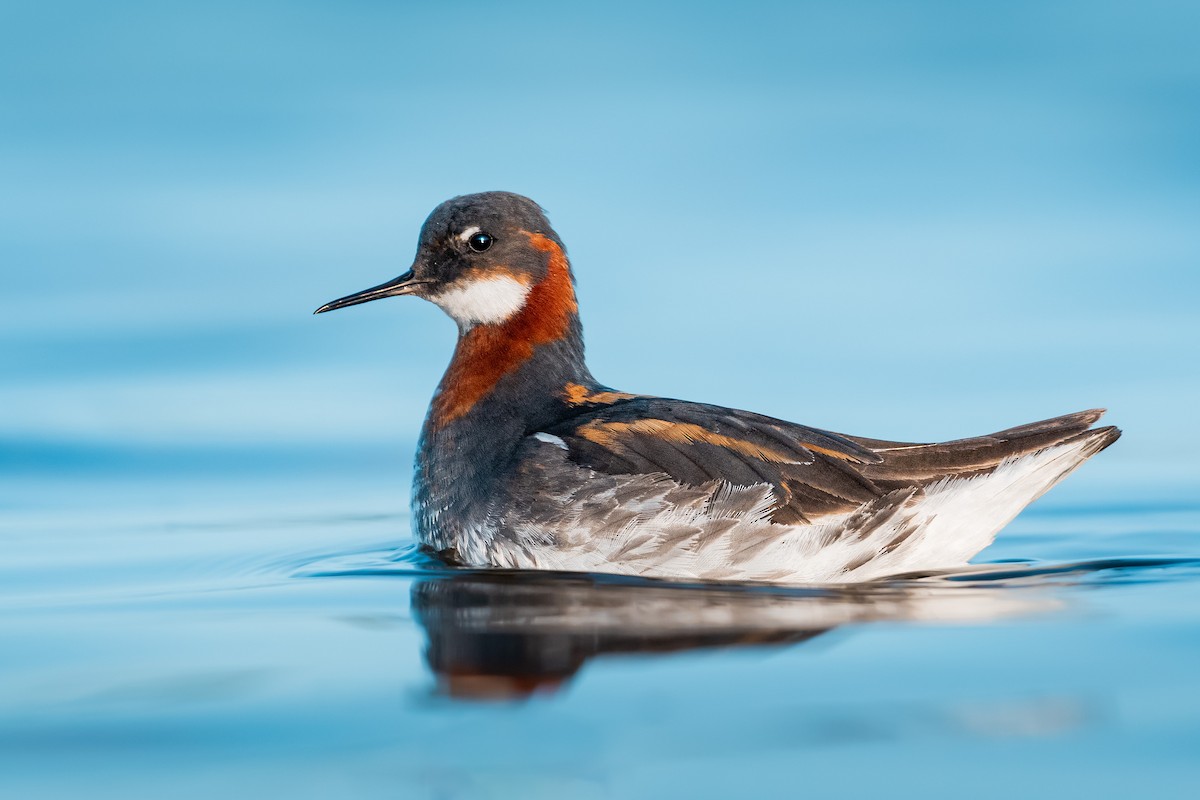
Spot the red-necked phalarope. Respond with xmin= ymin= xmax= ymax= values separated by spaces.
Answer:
xmin=316 ymin=192 xmax=1120 ymax=584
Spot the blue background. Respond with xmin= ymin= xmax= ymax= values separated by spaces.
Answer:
xmin=4 ymin=0 xmax=1197 ymax=515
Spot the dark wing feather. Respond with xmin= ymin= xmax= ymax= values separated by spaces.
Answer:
xmin=542 ymin=398 xmax=886 ymax=523
xmin=846 ymin=408 xmax=1120 ymax=488
xmin=539 ymin=400 xmax=1119 ymax=525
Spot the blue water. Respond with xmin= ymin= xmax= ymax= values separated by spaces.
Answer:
xmin=3 ymin=1 xmax=1200 ymax=797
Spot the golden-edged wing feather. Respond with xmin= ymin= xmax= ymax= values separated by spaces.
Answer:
xmin=540 ymin=398 xmax=1119 ymax=525
xmin=542 ymin=398 xmax=884 ymax=524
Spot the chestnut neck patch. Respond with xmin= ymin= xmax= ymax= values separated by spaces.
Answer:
xmin=430 ymin=232 xmax=580 ymax=429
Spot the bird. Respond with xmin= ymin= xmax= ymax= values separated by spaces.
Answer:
xmin=315 ymin=191 xmax=1120 ymax=584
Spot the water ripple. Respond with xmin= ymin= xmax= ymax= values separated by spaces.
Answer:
xmin=290 ymin=546 xmax=1200 ymax=699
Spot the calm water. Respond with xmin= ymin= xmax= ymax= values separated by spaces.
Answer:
xmin=3 ymin=469 xmax=1200 ymax=798
xmin=4 ymin=1 xmax=1200 ymax=797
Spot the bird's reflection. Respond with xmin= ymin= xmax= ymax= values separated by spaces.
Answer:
xmin=410 ymin=569 xmax=1052 ymax=700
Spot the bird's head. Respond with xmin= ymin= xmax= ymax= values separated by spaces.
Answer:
xmin=315 ymin=192 xmax=573 ymax=331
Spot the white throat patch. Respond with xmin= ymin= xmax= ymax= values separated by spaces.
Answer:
xmin=430 ymin=276 xmax=531 ymax=328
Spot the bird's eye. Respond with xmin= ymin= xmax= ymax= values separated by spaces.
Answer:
xmin=467 ymin=232 xmax=493 ymax=253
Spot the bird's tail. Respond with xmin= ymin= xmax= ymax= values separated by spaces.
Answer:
xmin=842 ymin=412 xmax=1119 ymax=580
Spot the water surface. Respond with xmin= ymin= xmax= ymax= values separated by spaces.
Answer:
xmin=3 ymin=477 xmax=1199 ymax=798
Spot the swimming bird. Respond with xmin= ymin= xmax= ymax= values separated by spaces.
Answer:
xmin=315 ymin=192 xmax=1119 ymax=584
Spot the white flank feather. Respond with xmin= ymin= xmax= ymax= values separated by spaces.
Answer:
xmin=478 ymin=434 xmax=1108 ymax=584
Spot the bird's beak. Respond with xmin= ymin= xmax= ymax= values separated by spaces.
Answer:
xmin=314 ymin=269 xmax=423 ymax=314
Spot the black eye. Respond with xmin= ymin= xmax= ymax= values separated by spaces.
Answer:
xmin=467 ymin=232 xmax=493 ymax=253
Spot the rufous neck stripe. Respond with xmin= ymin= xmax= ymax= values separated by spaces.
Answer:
xmin=429 ymin=232 xmax=578 ymax=429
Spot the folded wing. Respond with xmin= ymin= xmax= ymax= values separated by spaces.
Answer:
xmin=539 ymin=398 xmax=1119 ymax=526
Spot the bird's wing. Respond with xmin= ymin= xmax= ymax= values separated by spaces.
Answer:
xmin=847 ymin=408 xmax=1119 ymax=487
xmin=539 ymin=397 xmax=886 ymax=524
